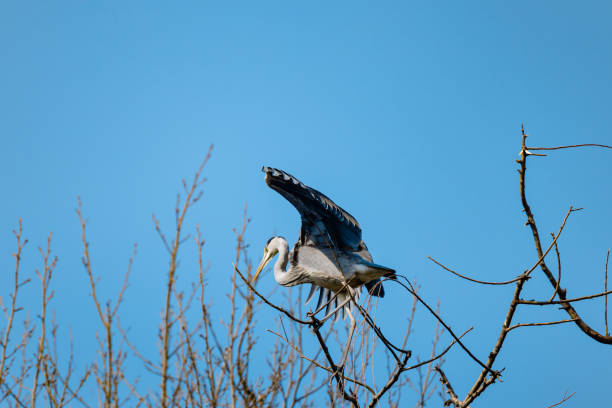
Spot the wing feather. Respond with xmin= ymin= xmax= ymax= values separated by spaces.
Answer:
xmin=262 ymin=166 xmax=362 ymax=250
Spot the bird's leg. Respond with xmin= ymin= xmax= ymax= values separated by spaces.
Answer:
xmin=312 ymin=281 xmax=355 ymax=319
xmin=318 ymin=295 xmax=352 ymax=324
xmin=312 ymin=289 xmax=340 ymax=317
xmin=339 ymin=307 xmax=356 ymax=369
xmin=312 ymin=291 xmax=331 ymax=316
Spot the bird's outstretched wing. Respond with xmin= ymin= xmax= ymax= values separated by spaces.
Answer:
xmin=262 ymin=166 xmax=362 ymax=251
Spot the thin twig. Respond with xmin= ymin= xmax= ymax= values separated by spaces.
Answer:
xmin=234 ymin=266 xmax=310 ymax=325
xmin=524 ymin=206 xmax=575 ymax=278
xmin=519 ymin=290 xmax=612 ymax=305
xmin=159 ymin=147 xmax=212 ymax=408
xmin=402 ymin=328 xmax=473 ymax=372
xmin=518 ymin=125 xmax=612 ymax=344
xmin=0 ymin=220 xmax=28 ymax=392
xmin=528 ymin=143 xmax=612 ymax=151
xmin=428 ymin=257 xmax=523 ymax=285
xmin=394 ymin=276 xmax=495 ymax=376
xmin=547 ymin=232 xmax=562 ymax=302
xmin=506 ymin=319 xmax=578 ymax=332
xmin=605 ymin=250 xmax=609 ymax=336
xmin=435 ymin=367 xmax=461 ymax=408
xmin=367 ymin=353 xmax=410 ymax=408
xmin=545 ymin=390 xmax=576 ymax=408
xmin=462 ymin=274 xmax=528 ymax=407
xmin=267 ymin=330 xmax=375 ymax=395
xmin=309 ymin=315 xmax=359 ymax=407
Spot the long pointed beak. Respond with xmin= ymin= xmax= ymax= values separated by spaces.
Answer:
xmin=252 ymin=251 xmax=272 ymax=283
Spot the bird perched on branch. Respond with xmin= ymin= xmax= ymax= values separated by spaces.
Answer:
xmin=253 ymin=166 xmax=396 ymax=325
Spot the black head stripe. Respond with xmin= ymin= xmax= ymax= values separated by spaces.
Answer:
xmin=265 ymin=236 xmax=286 ymax=249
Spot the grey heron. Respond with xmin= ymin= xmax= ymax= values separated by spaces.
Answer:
xmin=253 ymin=166 xmax=395 ymax=364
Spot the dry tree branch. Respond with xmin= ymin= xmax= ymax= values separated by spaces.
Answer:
xmin=116 ymin=319 xmax=160 ymax=374
xmin=234 ymin=267 xmax=310 ymax=325
xmin=154 ymin=146 xmax=212 ymax=408
xmin=77 ymin=198 xmax=136 ymax=408
xmin=283 ymin=287 xmax=335 ymax=408
xmin=194 ymin=225 xmax=227 ymax=408
xmin=434 ymin=126 xmax=612 ymax=408
xmin=267 ymin=329 xmax=375 ymax=395
xmin=33 ymin=233 xmax=58 ymax=407
xmin=547 ymin=232 xmax=562 ymax=302
xmin=605 ymin=250 xmax=610 ymax=337
xmin=410 ymin=306 xmax=443 ymax=408
xmin=428 ymin=257 xmax=523 ymax=285
xmin=0 ymin=223 xmax=93 ymax=408
xmin=443 ymin=191 xmax=573 ymax=406
xmin=518 ymin=125 xmax=612 ymax=344
xmin=545 ymin=390 xmax=576 ymax=408
xmin=236 ymin=259 xmax=363 ymax=406
xmin=309 ymin=315 xmax=360 ymax=408
xmin=434 ymin=367 xmax=461 ymax=408
xmin=382 ymin=281 xmax=419 ymax=406
xmin=3 ymin=318 xmax=34 ymax=406
xmin=43 ymin=326 xmax=91 ymax=408
xmin=222 ymin=207 xmax=305 ymax=408
xmin=523 ymin=206 xmax=576 ymax=278
xmin=0 ymin=220 xmax=29 ymax=392
xmin=527 ymin=143 xmax=612 ymax=151
xmin=366 ymin=353 xmax=410 ymax=408
xmin=351 ymin=290 xmax=411 ymax=357
xmin=237 ymin=265 xmax=424 ymax=407
xmin=393 ymin=276 xmax=492 ymax=376
xmin=458 ymin=276 xmax=528 ymax=407
xmin=403 ymin=327 xmax=472 ymax=373
xmin=518 ymin=290 xmax=612 ymax=305
xmin=506 ymin=318 xmax=578 ymax=332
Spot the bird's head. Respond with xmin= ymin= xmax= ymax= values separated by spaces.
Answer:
xmin=253 ymin=236 xmax=285 ymax=283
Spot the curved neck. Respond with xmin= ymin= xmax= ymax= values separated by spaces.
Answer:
xmin=273 ymin=242 xmax=292 ymax=286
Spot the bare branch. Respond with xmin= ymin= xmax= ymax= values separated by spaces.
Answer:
xmin=528 ymin=143 xmax=612 ymax=151
xmin=518 ymin=125 xmax=612 ymax=344
xmin=0 ymin=220 xmax=28 ymax=391
xmin=402 ymin=327 xmax=472 ymax=372
xmin=519 ymin=290 xmax=612 ymax=306
xmin=524 ymin=206 xmax=575 ymax=278
xmin=112 ymin=243 xmax=138 ymax=318
xmin=606 ymin=250 xmax=610 ymax=337
xmin=367 ymin=353 xmax=410 ymax=408
xmin=545 ymin=390 xmax=576 ymax=408
xmin=428 ymin=257 xmax=523 ymax=285
xmin=394 ymin=276 xmax=495 ymax=376
xmin=308 ymin=315 xmax=359 ymax=408
xmin=547 ymin=232 xmax=562 ymax=302
xmin=267 ymin=330 xmax=375 ymax=395
xmin=435 ymin=367 xmax=462 ymax=408
xmin=506 ymin=319 xmax=578 ymax=332
xmin=462 ymin=275 xmax=528 ymax=407
xmin=233 ymin=266 xmax=310 ymax=325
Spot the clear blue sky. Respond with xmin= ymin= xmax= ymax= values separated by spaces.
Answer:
xmin=1 ymin=2 xmax=611 ymax=406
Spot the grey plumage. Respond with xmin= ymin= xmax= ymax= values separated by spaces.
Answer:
xmin=253 ymin=167 xmax=395 ymax=318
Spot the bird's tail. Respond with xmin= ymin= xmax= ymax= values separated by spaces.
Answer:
xmin=364 ymin=262 xmax=397 ymax=279
xmin=362 ymin=262 xmax=396 ymax=298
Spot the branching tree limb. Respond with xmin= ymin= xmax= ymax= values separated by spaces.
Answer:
xmin=433 ymin=125 xmax=611 ymax=407
xmin=3 ymin=128 xmax=607 ymax=408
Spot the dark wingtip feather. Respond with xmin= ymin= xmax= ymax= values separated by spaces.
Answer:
xmin=365 ymin=279 xmax=385 ymax=298
xmin=262 ymin=167 xmax=361 ymax=231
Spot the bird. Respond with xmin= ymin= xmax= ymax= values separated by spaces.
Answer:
xmin=253 ymin=166 xmax=395 ymax=364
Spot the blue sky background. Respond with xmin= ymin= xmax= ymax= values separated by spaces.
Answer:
xmin=1 ymin=1 xmax=611 ymax=406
